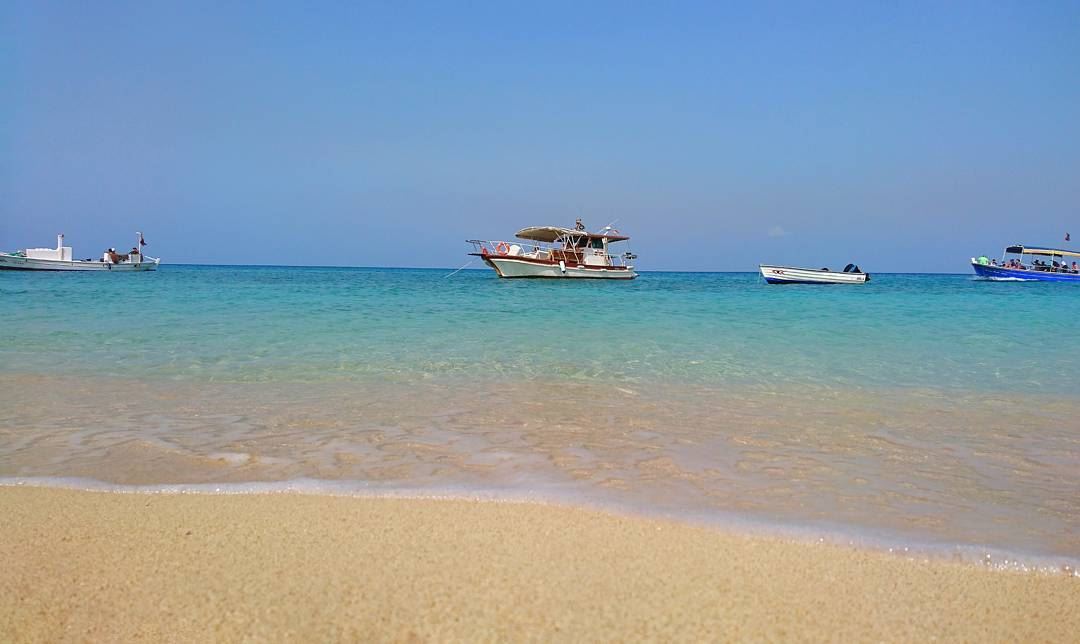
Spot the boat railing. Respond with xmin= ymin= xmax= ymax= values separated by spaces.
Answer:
xmin=467 ymin=240 xmax=633 ymax=266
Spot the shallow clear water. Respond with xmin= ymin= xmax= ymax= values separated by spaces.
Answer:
xmin=2 ymin=267 xmax=1078 ymax=568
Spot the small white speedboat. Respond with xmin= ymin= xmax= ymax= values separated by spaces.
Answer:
xmin=0 ymin=233 xmax=159 ymax=272
xmin=759 ymin=263 xmax=869 ymax=284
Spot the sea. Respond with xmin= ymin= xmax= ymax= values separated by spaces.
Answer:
xmin=2 ymin=266 xmax=1078 ymax=572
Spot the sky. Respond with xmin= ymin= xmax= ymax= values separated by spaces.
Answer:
xmin=2 ymin=1 xmax=1078 ymax=271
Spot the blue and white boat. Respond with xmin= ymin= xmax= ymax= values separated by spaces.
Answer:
xmin=971 ymin=245 xmax=1080 ymax=282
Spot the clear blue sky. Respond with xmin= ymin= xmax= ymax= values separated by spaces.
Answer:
xmin=2 ymin=1 xmax=1078 ymax=271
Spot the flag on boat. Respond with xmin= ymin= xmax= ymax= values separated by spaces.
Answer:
xmin=1067 ymin=232 xmax=1072 ymax=242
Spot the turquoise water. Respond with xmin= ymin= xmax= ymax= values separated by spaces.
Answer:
xmin=2 ymin=266 xmax=1079 ymax=568
xmin=2 ymin=266 xmax=1078 ymax=393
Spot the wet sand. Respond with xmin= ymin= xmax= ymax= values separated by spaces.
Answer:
xmin=6 ymin=374 xmax=1080 ymax=560
xmin=1 ymin=487 xmax=1077 ymax=642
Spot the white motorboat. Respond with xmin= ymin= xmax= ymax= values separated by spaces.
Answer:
xmin=0 ymin=233 xmax=160 ymax=272
xmin=759 ymin=263 xmax=869 ymax=284
xmin=468 ymin=221 xmax=637 ymax=279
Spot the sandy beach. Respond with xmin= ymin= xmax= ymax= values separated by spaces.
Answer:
xmin=1 ymin=487 xmax=1077 ymax=642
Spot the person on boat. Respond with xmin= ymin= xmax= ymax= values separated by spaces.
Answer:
xmin=107 ymin=248 xmax=120 ymax=264
xmin=574 ymin=218 xmax=586 ymax=231
xmin=1072 ymin=261 xmax=1079 ymax=273
xmin=130 ymin=246 xmax=140 ymax=256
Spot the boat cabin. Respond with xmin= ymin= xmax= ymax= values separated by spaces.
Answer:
xmin=470 ymin=226 xmax=635 ymax=267
xmin=978 ymin=245 xmax=1080 ymax=274
xmin=24 ymin=234 xmax=73 ymax=262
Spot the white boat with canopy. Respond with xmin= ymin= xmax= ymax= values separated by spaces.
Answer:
xmin=0 ymin=233 xmax=160 ymax=272
xmin=468 ymin=222 xmax=637 ymax=279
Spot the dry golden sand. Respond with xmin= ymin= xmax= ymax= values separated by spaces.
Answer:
xmin=1 ymin=488 xmax=1077 ymax=642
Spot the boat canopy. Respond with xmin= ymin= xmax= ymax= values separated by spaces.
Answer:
xmin=515 ymin=226 xmax=629 ymax=243
xmin=1005 ymin=245 xmax=1080 ymax=259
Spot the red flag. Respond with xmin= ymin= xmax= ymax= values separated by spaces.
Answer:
xmin=140 ymin=238 xmax=147 ymax=246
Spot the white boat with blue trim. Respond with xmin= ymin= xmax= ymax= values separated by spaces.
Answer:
xmin=0 ymin=233 xmax=159 ymax=272
xmin=759 ymin=263 xmax=869 ymax=284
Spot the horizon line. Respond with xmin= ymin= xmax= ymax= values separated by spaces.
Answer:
xmin=147 ymin=263 xmax=971 ymax=275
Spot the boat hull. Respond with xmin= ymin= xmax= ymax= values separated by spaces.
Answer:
xmin=479 ymin=255 xmax=636 ymax=279
xmin=0 ymin=254 xmax=159 ymax=271
xmin=971 ymin=261 xmax=1080 ymax=282
xmin=759 ymin=265 xmax=868 ymax=284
